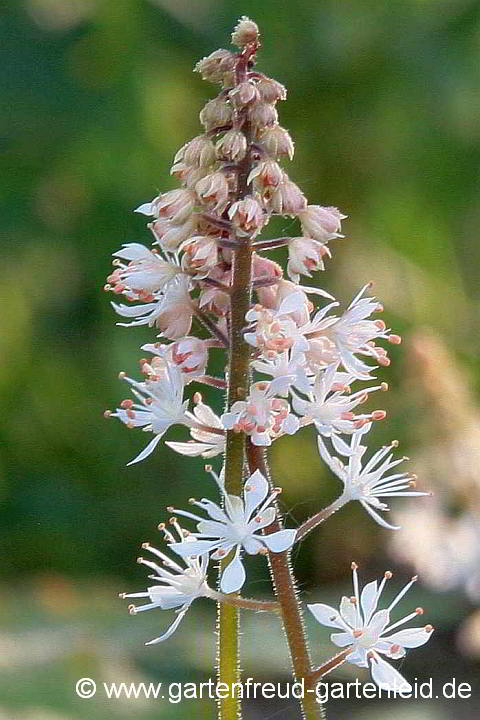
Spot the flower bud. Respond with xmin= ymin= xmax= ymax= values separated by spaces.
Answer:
xmin=199 ymin=97 xmax=233 ymax=131
xmin=154 ymin=188 xmax=196 ymax=224
xmin=248 ymin=102 xmax=278 ymax=129
xmin=298 ymin=205 xmax=347 ymax=242
xmin=150 ymin=217 xmax=196 ymax=252
xmin=256 ymin=77 xmax=287 ymax=103
xmin=195 ymin=49 xmax=237 ymax=83
xmin=169 ymin=337 xmax=209 ymax=376
xmin=174 ymin=135 xmax=216 ymax=168
xmin=247 ymin=160 xmax=283 ymax=188
xmin=199 ymin=266 xmax=231 ymax=316
xmin=258 ymin=125 xmax=295 ymax=160
xmin=252 ymin=254 xmax=283 ymax=283
xmin=287 ymin=236 xmax=330 ymax=282
xmin=195 ymin=171 xmax=230 ymax=210
xmin=181 ymin=235 xmax=218 ymax=277
xmin=231 ymin=16 xmax=259 ymax=48
xmin=266 ymin=175 xmax=306 ymax=215
xmin=229 ymin=81 xmax=259 ymax=109
xmin=228 ymin=196 xmax=266 ymax=237
xmin=215 ymin=129 xmax=247 ymax=161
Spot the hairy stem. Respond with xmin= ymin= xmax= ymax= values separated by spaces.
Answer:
xmin=208 ymin=588 xmax=280 ymax=612
xmin=247 ymin=442 xmax=325 ymax=720
xmin=295 ymin=493 xmax=349 ymax=543
xmin=217 ymin=46 xmax=257 ymax=720
xmin=309 ymin=648 xmax=353 ymax=682
xmin=217 ymin=228 xmax=253 ymax=719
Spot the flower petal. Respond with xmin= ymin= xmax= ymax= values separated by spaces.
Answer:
xmin=220 ymin=555 xmax=246 ymax=593
xmin=369 ymin=653 xmax=411 ymax=693
xmin=307 ymin=603 xmax=345 ymax=629
xmin=127 ymin=434 xmax=163 ymax=466
xmin=262 ymin=529 xmax=296 ymax=553
xmin=383 ymin=627 xmax=433 ymax=649
xmin=243 ymin=470 xmax=269 ymax=519
xmin=145 ymin=607 xmax=188 ymax=644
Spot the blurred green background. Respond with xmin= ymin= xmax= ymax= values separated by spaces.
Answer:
xmin=1 ymin=0 xmax=480 ymax=718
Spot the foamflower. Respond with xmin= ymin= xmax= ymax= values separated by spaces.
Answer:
xmin=169 ymin=469 xmax=296 ymax=593
xmin=308 ymin=563 xmax=434 ymax=692
xmin=108 ymin=362 xmax=189 ymax=465
xmin=121 ymin=521 xmax=210 ymax=645
xmin=317 ymin=424 xmax=430 ymax=529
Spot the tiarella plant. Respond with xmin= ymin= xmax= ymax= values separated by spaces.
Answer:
xmin=105 ymin=17 xmax=433 ymax=720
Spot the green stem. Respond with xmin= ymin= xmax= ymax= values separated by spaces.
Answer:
xmin=247 ymin=442 xmax=325 ymax=720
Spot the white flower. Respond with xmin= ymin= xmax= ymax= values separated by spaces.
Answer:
xmin=291 ymin=363 xmax=387 ymax=445
xmin=121 ymin=520 xmax=210 ymax=645
xmin=306 ymin=286 xmax=401 ymax=380
xmin=112 ymin=276 xmax=194 ymax=339
xmin=106 ymin=243 xmax=181 ymax=299
xmin=221 ymin=380 xmax=300 ymax=446
xmin=317 ymin=425 xmax=430 ymax=529
xmin=167 ymin=397 xmax=225 ymax=458
xmin=109 ymin=362 xmax=189 ymax=465
xmin=308 ymin=563 xmax=434 ymax=692
xmin=169 ymin=470 xmax=296 ymax=593
xmin=253 ymin=349 xmax=312 ymax=396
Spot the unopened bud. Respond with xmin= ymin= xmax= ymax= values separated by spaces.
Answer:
xmin=195 ymin=49 xmax=237 ymax=83
xmin=256 ymin=77 xmax=287 ymax=103
xmin=231 ymin=16 xmax=259 ymax=48
xmin=229 ymin=81 xmax=259 ymax=109
xmin=199 ymin=97 xmax=233 ymax=131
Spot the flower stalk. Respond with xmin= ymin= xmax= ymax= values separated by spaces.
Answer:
xmin=247 ymin=442 xmax=325 ymax=720
xmin=106 ymin=15 xmax=434 ymax=720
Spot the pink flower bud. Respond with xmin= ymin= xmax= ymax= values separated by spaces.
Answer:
xmin=199 ymin=97 xmax=233 ymax=131
xmin=215 ymin=129 xmax=247 ymax=162
xmin=229 ymin=81 xmax=259 ymax=109
xmin=181 ymin=235 xmax=219 ymax=277
xmin=154 ymin=188 xmax=196 ymax=224
xmin=196 ymin=171 xmax=230 ymax=211
xmin=255 ymin=77 xmax=287 ymax=103
xmin=150 ymin=217 xmax=197 ymax=252
xmin=228 ymin=196 xmax=266 ymax=236
xmin=252 ymin=254 xmax=283 ymax=282
xmin=170 ymin=337 xmax=208 ymax=376
xmin=287 ymin=236 xmax=330 ymax=281
xmin=231 ymin=16 xmax=259 ymax=48
xmin=298 ymin=205 xmax=347 ymax=242
xmin=258 ymin=125 xmax=294 ymax=160
xmin=248 ymin=102 xmax=278 ymax=129
xmin=194 ymin=49 xmax=237 ymax=83
xmin=266 ymin=175 xmax=306 ymax=215
xmin=174 ymin=135 xmax=216 ymax=168
xmin=247 ymin=160 xmax=283 ymax=188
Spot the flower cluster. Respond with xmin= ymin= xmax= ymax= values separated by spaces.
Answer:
xmin=106 ymin=16 xmax=433 ymax=706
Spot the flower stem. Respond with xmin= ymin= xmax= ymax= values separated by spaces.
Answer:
xmin=295 ymin=493 xmax=349 ymax=543
xmin=208 ymin=588 xmax=280 ymax=612
xmin=309 ymin=648 xmax=353 ymax=682
xmin=218 ymin=131 xmax=255 ymax=720
xmin=247 ymin=441 xmax=325 ymax=720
